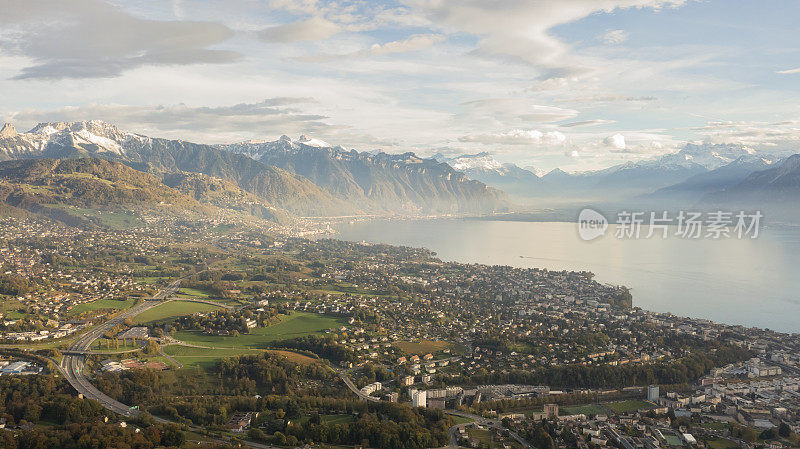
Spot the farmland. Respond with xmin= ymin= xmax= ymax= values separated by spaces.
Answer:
xmin=172 ymin=312 xmax=346 ymax=349
xmin=133 ymin=300 xmax=223 ymax=325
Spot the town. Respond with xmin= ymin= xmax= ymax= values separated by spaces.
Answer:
xmin=0 ymin=216 xmax=798 ymax=449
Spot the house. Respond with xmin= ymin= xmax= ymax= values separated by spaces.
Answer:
xmin=226 ymin=412 xmax=255 ymax=432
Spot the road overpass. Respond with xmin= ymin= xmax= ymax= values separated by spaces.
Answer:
xmin=59 ymin=278 xmax=183 ymax=417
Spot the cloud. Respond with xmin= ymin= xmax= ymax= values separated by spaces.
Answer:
xmin=0 ymin=0 xmax=239 ymax=80
xmin=459 ymin=129 xmax=566 ymax=145
xmin=405 ymin=0 xmax=686 ymax=73
xmin=776 ymin=67 xmax=800 ymax=75
xmin=459 ymin=99 xmax=579 ymax=123
xmin=598 ymin=29 xmax=629 ymax=44
xmin=603 ymin=133 xmax=627 ymax=149
xmin=295 ymin=34 xmax=445 ymax=62
xmin=368 ymin=34 xmax=445 ymax=56
xmin=4 ymin=98 xmax=334 ymax=144
xmin=687 ymin=120 xmax=800 ymax=152
xmin=561 ymin=119 xmax=617 ymax=127
xmin=259 ymin=16 xmax=341 ymax=42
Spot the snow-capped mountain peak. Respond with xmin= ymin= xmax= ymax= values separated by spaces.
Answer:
xmin=0 ymin=120 xmax=142 ymax=159
xmin=297 ymin=134 xmax=330 ymax=148
xmin=446 ymin=152 xmax=504 ymax=172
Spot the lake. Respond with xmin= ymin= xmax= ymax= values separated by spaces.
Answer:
xmin=334 ymin=218 xmax=800 ymax=334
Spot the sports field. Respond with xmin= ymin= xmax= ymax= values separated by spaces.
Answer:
xmin=605 ymin=400 xmax=656 ymax=413
xmin=172 ymin=312 xmax=346 ymax=349
xmin=560 ymin=404 xmax=607 ymax=416
xmin=133 ymin=300 xmax=223 ymax=324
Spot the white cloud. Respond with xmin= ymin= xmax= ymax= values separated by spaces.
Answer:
xmin=405 ymin=0 xmax=686 ymax=73
xmin=295 ymin=34 xmax=445 ymax=62
xmin=259 ymin=16 xmax=341 ymax=42
xmin=597 ymin=29 xmax=629 ymax=44
xmin=688 ymin=120 xmax=800 ymax=152
xmin=776 ymin=67 xmax=800 ymax=75
xmin=561 ymin=119 xmax=617 ymax=127
xmin=3 ymin=98 xmax=333 ymax=144
xmin=369 ymin=34 xmax=445 ymax=55
xmin=0 ymin=0 xmax=239 ymax=80
xmin=603 ymin=133 xmax=627 ymax=149
xmin=459 ymin=99 xmax=579 ymax=123
xmin=459 ymin=129 xmax=566 ymax=145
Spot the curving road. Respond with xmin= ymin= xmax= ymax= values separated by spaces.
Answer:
xmin=59 ymin=279 xmax=183 ymax=417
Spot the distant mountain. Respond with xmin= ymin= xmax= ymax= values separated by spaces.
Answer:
xmin=531 ymin=143 xmax=764 ymax=202
xmin=161 ymin=172 xmax=292 ymax=223
xmin=658 ymin=142 xmax=757 ymax=170
xmin=648 ymin=154 xmax=779 ymax=204
xmin=0 ymin=121 xmax=357 ymax=217
xmin=702 ymin=154 xmax=800 ymax=219
xmin=219 ymin=137 xmax=509 ymax=215
xmin=439 ymin=152 xmax=541 ymax=199
xmin=0 ymin=121 xmax=507 ymax=217
xmin=0 ymin=158 xmax=210 ymax=226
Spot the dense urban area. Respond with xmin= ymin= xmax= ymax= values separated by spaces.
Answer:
xmin=0 ymin=215 xmax=798 ymax=449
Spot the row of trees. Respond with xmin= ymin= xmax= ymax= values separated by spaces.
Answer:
xmin=463 ymin=347 xmax=751 ymax=390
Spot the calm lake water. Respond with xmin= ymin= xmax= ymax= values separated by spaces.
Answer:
xmin=334 ymin=219 xmax=800 ymax=334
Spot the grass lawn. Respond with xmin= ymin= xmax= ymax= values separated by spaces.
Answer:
xmin=69 ymin=298 xmax=138 ymax=316
xmin=560 ymin=404 xmax=607 ymax=416
xmin=394 ymin=340 xmax=454 ymax=356
xmin=163 ymin=345 xmax=261 ymax=369
xmin=133 ymin=300 xmax=223 ymax=325
xmin=266 ymin=349 xmax=319 ymax=365
xmin=172 ymin=312 xmax=346 ymax=349
xmin=449 ymin=415 xmax=475 ymax=425
xmin=178 ymin=287 xmax=210 ymax=298
xmin=605 ymin=400 xmax=656 ymax=413
xmin=467 ymin=428 xmax=492 ymax=446
xmin=706 ymin=438 xmax=738 ymax=449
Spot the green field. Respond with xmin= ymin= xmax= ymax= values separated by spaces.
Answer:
xmin=394 ymin=340 xmax=454 ymax=355
xmin=70 ymin=298 xmax=138 ymax=316
xmin=136 ymin=276 xmax=169 ymax=285
xmin=163 ymin=345 xmax=261 ymax=369
xmin=177 ymin=287 xmax=210 ymax=298
xmin=605 ymin=400 xmax=656 ymax=413
xmin=467 ymin=428 xmax=492 ymax=446
xmin=560 ymin=404 xmax=607 ymax=416
xmin=449 ymin=415 xmax=475 ymax=425
xmin=133 ymin=300 xmax=223 ymax=325
xmin=706 ymin=438 xmax=738 ymax=449
xmin=172 ymin=312 xmax=346 ymax=349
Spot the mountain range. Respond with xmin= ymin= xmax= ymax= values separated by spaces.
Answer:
xmin=218 ymin=137 xmax=508 ymax=215
xmin=440 ymin=144 xmax=800 ymax=218
xmin=1 ymin=119 xmax=798 ymax=226
xmin=0 ymin=121 xmax=509 ymax=225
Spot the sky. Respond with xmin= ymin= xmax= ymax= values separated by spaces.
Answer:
xmin=1 ymin=0 xmax=800 ymax=172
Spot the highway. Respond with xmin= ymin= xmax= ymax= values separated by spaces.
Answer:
xmin=59 ymin=278 xmax=183 ymax=417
